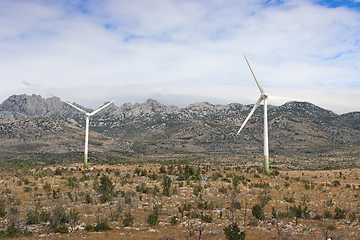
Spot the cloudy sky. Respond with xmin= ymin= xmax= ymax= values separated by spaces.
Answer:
xmin=0 ymin=0 xmax=359 ymax=114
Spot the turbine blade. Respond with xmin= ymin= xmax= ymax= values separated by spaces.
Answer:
xmin=269 ymin=95 xmax=306 ymax=102
xmin=244 ymin=55 xmax=266 ymax=94
xmin=89 ymin=101 xmax=114 ymax=116
xmin=237 ymin=97 xmax=262 ymax=135
xmin=64 ymin=101 xmax=88 ymax=115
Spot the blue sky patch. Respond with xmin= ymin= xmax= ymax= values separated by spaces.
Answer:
xmin=314 ymin=0 xmax=360 ymax=10
xmin=104 ymin=23 xmax=117 ymax=30
xmin=124 ymin=34 xmax=143 ymax=42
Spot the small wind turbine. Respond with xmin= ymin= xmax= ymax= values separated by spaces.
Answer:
xmin=64 ymin=101 xmax=114 ymax=169
xmin=237 ymin=55 xmax=270 ymax=174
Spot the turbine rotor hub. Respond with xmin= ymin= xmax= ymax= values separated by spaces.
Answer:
xmin=261 ymin=93 xmax=269 ymax=100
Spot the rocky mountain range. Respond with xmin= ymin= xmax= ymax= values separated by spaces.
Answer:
xmin=0 ymin=94 xmax=359 ymax=159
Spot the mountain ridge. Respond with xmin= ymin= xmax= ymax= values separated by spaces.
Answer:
xmin=0 ymin=94 xmax=359 ymax=158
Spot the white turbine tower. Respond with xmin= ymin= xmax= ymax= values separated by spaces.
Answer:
xmin=64 ymin=101 xmax=114 ymax=169
xmin=237 ymin=55 xmax=270 ymax=174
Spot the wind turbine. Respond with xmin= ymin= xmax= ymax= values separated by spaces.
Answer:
xmin=64 ymin=101 xmax=114 ymax=169
xmin=237 ymin=55 xmax=270 ymax=174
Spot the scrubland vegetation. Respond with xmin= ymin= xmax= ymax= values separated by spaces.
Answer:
xmin=0 ymin=154 xmax=359 ymax=239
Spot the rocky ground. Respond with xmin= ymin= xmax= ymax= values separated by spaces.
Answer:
xmin=0 ymin=154 xmax=359 ymax=240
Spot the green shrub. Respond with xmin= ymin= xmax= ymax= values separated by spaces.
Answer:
xmin=52 ymin=188 xmax=60 ymax=199
xmin=122 ymin=212 xmax=134 ymax=227
xmin=332 ymin=180 xmax=341 ymax=187
xmin=51 ymin=205 xmax=70 ymax=229
xmin=254 ymin=182 xmax=269 ymax=188
xmin=198 ymin=200 xmax=214 ymax=210
xmin=69 ymin=209 xmax=79 ymax=224
xmin=125 ymin=196 xmax=132 ymax=204
xmin=284 ymin=196 xmax=295 ymax=203
xmin=249 ymin=218 xmax=259 ymax=226
xmin=233 ymin=201 xmax=241 ymax=210
xmin=193 ymin=185 xmax=202 ymax=196
xmin=53 ymin=225 xmax=69 ymax=233
xmin=211 ymin=172 xmax=223 ymax=181
xmin=38 ymin=210 xmax=49 ymax=222
xmin=54 ymin=168 xmax=62 ymax=175
xmin=85 ymin=224 xmax=94 ymax=231
xmin=252 ymin=204 xmax=265 ymax=221
xmin=136 ymin=182 xmax=149 ymax=193
xmin=99 ymin=193 xmax=112 ymax=203
xmin=324 ymin=210 xmax=333 ymax=219
xmin=187 ymin=211 xmax=200 ymax=219
xmin=6 ymin=222 xmax=24 ymax=237
xmin=327 ymin=198 xmax=334 ymax=206
xmin=201 ymin=213 xmax=213 ymax=223
xmin=94 ymin=221 xmax=112 ymax=231
xmin=222 ymin=177 xmax=230 ymax=183
xmin=218 ymin=186 xmax=227 ymax=194
xmin=67 ymin=192 xmax=73 ymax=202
xmin=0 ymin=202 xmax=6 ymax=217
xmin=153 ymin=204 xmax=162 ymax=216
xmin=170 ymin=216 xmax=178 ymax=225
xmin=27 ymin=210 xmax=40 ymax=225
xmin=159 ymin=165 xmax=167 ymax=174
xmin=148 ymin=173 xmax=160 ymax=180
xmin=223 ymin=222 xmax=246 ymax=240
xmin=85 ymin=193 xmax=93 ymax=204
xmin=147 ymin=212 xmax=159 ymax=226
xmin=271 ymin=170 xmax=280 ymax=176
xmin=99 ymin=174 xmax=114 ymax=195
xmin=67 ymin=176 xmax=78 ymax=189
xmin=327 ymin=224 xmax=336 ymax=230
xmin=334 ymin=207 xmax=346 ymax=219
xmin=349 ymin=212 xmax=357 ymax=223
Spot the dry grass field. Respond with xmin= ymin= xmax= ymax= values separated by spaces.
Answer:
xmin=0 ymin=154 xmax=359 ymax=240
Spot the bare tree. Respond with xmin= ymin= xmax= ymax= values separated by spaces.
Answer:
xmin=243 ymin=198 xmax=248 ymax=227
xmin=259 ymin=187 xmax=271 ymax=207
xmin=271 ymin=206 xmax=287 ymax=240
xmin=320 ymin=222 xmax=334 ymax=240
xmin=185 ymin=219 xmax=196 ymax=240
xmin=196 ymin=220 xmax=207 ymax=240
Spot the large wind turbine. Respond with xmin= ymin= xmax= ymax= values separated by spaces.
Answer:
xmin=64 ymin=101 xmax=114 ymax=169
xmin=237 ymin=55 xmax=270 ymax=174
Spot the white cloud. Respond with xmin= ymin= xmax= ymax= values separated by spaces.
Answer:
xmin=0 ymin=0 xmax=359 ymax=114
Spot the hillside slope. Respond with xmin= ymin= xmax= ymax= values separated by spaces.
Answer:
xmin=0 ymin=94 xmax=359 ymax=157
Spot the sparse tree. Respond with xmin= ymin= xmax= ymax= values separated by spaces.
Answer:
xmin=272 ymin=206 xmax=288 ymax=240
xmin=252 ymin=204 xmax=265 ymax=221
xmin=289 ymin=204 xmax=309 ymax=225
xmin=223 ymin=222 xmax=246 ymax=240
xmin=185 ymin=219 xmax=196 ymax=239
xmin=98 ymin=174 xmax=114 ymax=203
xmin=162 ymin=175 xmax=172 ymax=197
xmin=43 ymin=182 xmax=52 ymax=199
xmin=122 ymin=211 xmax=134 ymax=227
